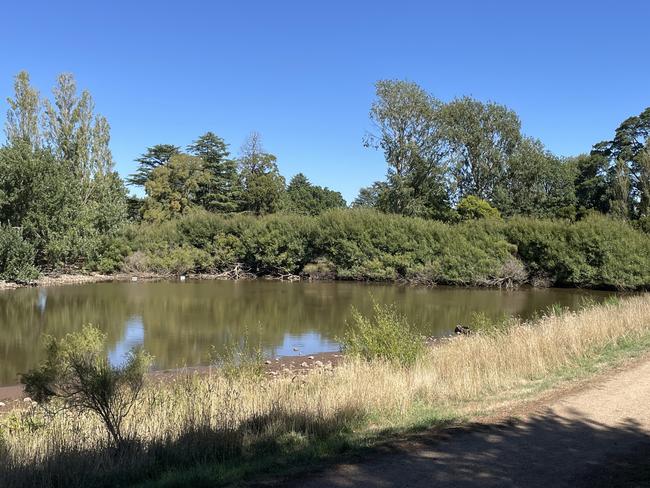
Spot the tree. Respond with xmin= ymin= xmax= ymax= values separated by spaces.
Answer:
xmin=142 ymin=154 xmax=212 ymax=221
xmin=286 ymin=173 xmax=346 ymax=215
xmin=188 ymin=132 xmax=241 ymax=212
xmin=238 ymin=132 xmax=285 ymax=215
xmin=5 ymin=71 xmax=41 ymax=149
xmin=439 ymin=96 xmax=522 ymax=202
xmin=457 ymin=195 xmax=501 ymax=220
xmin=364 ymin=80 xmax=450 ymax=218
xmin=2 ymin=72 xmax=127 ymax=268
xmin=352 ymin=182 xmax=387 ymax=208
xmin=571 ymin=153 xmax=609 ymax=215
xmin=128 ymin=144 xmax=181 ymax=187
xmin=592 ymin=107 xmax=650 ymax=219
xmin=22 ymin=325 xmax=152 ymax=447
xmin=494 ymin=137 xmax=576 ymax=218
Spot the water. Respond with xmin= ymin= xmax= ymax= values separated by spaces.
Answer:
xmin=0 ymin=280 xmax=615 ymax=386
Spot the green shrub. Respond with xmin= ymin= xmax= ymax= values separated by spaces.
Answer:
xmin=21 ymin=325 xmax=152 ymax=447
xmin=0 ymin=225 xmax=38 ymax=282
xmin=457 ymin=195 xmax=501 ymax=220
xmin=211 ymin=329 xmax=264 ymax=380
xmin=340 ymin=302 xmax=425 ymax=366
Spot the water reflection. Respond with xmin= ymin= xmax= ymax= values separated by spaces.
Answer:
xmin=270 ymin=332 xmax=340 ymax=358
xmin=0 ymin=280 xmax=616 ymax=386
xmin=108 ymin=316 xmax=145 ymax=367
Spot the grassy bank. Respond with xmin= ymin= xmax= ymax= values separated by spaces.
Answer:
xmin=1 ymin=295 xmax=650 ymax=487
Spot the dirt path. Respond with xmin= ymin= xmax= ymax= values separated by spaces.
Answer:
xmin=281 ymin=357 xmax=650 ymax=487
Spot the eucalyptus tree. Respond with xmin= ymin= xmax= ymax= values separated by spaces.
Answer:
xmin=364 ymin=80 xmax=450 ymax=219
xmin=439 ymin=96 xmax=522 ymax=203
xmin=494 ymin=137 xmax=576 ymax=218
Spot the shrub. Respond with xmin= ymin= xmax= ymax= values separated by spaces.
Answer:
xmin=211 ymin=329 xmax=264 ymax=380
xmin=457 ymin=195 xmax=501 ymax=220
xmin=0 ymin=225 xmax=38 ymax=282
xmin=340 ymin=302 xmax=425 ymax=366
xmin=21 ymin=325 xmax=152 ymax=447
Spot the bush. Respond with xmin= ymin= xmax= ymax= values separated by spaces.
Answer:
xmin=211 ymin=329 xmax=265 ymax=380
xmin=457 ymin=195 xmax=501 ymax=220
xmin=119 ymin=208 xmax=650 ymax=290
xmin=21 ymin=325 xmax=152 ymax=447
xmin=340 ymin=302 xmax=425 ymax=366
xmin=0 ymin=225 xmax=38 ymax=282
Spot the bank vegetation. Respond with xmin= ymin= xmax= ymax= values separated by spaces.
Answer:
xmin=1 ymin=294 xmax=650 ymax=487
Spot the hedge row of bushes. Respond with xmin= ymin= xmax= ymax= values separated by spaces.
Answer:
xmin=101 ymin=209 xmax=650 ymax=290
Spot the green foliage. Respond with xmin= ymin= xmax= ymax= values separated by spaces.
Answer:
xmin=128 ymin=144 xmax=181 ymax=187
xmin=469 ymin=311 xmax=514 ymax=335
xmin=142 ymin=154 xmax=213 ymax=221
xmin=211 ymin=329 xmax=264 ymax=380
xmin=457 ymin=195 xmax=501 ymax=220
xmin=340 ymin=302 xmax=425 ymax=366
xmin=1 ymin=82 xmax=127 ymax=271
xmin=240 ymin=214 xmax=314 ymax=274
xmin=364 ymin=80 xmax=450 ymax=218
xmin=238 ymin=132 xmax=286 ymax=215
xmin=440 ymin=96 xmax=522 ymax=201
xmin=504 ymin=214 xmax=650 ymax=289
xmin=119 ymin=208 xmax=649 ymax=290
xmin=0 ymin=225 xmax=38 ymax=281
xmin=21 ymin=325 xmax=152 ymax=446
xmin=286 ymin=173 xmax=346 ymax=215
xmin=188 ymin=132 xmax=242 ymax=213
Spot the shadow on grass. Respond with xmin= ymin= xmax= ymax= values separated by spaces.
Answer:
xmin=4 ymin=406 xmax=648 ymax=488
xmin=0 ymin=405 xmax=365 ymax=488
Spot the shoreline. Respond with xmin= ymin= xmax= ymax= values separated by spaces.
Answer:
xmin=0 ymin=271 xmax=634 ymax=293
xmin=0 ymin=350 xmax=346 ymax=406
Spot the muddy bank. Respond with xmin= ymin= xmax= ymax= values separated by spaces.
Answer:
xmin=0 ymin=350 xmax=346 ymax=409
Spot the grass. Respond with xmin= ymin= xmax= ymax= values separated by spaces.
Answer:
xmin=1 ymin=294 xmax=650 ymax=487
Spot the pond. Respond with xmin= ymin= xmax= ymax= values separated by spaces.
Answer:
xmin=0 ymin=280 xmax=616 ymax=386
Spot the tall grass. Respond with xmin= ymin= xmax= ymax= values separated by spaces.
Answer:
xmin=1 ymin=295 xmax=650 ymax=487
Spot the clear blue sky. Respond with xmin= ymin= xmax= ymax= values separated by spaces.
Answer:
xmin=1 ymin=0 xmax=648 ymax=202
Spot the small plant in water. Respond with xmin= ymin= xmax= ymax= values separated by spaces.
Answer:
xmin=21 ymin=325 xmax=152 ymax=448
xmin=340 ymin=302 xmax=425 ymax=367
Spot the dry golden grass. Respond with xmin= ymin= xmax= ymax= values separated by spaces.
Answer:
xmin=2 ymin=294 xmax=650 ymax=487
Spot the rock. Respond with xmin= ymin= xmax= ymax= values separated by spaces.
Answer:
xmin=0 ymin=402 xmax=5 ymax=407
xmin=275 ymin=357 xmax=280 ymax=361
xmin=308 ymin=355 xmax=314 ymax=360
xmin=454 ymin=324 xmax=472 ymax=335
xmin=23 ymin=397 xmax=32 ymax=402
xmin=314 ymin=360 xmax=324 ymax=367
xmin=300 ymin=362 xmax=309 ymax=368
xmin=292 ymin=347 xmax=300 ymax=352
xmin=264 ymin=360 xmax=272 ymax=365
xmin=131 ymin=276 xmax=138 ymax=282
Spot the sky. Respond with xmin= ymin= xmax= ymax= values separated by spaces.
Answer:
xmin=0 ymin=0 xmax=648 ymax=203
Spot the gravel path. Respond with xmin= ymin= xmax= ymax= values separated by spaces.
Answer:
xmin=282 ymin=357 xmax=650 ymax=487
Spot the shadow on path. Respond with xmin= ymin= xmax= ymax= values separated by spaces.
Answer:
xmin=282 ymin=408 xmax=650 ymax=488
